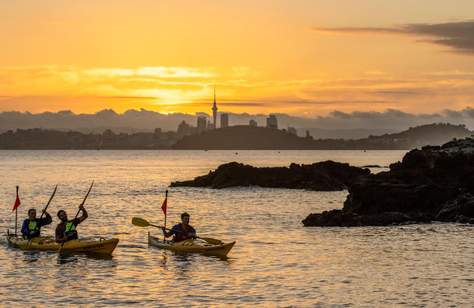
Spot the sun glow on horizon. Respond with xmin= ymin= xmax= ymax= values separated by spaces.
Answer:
xmin=0 ymin=1 xmax=474 ymax=116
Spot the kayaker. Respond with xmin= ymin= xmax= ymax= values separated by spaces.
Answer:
xmin=162 ymin=212 xmax=196 ymax=242
xmin=55 ymin=205 xmax=88 ymax=243
xmin=21 ymin=208 xmax=52 ymax=239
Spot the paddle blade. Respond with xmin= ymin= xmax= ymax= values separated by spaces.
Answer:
xmin=132 ymin=217 xmax=150 ymax=227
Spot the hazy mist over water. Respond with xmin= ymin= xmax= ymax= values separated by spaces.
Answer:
xmin=1 ymin=150 xmax=473 ymax=306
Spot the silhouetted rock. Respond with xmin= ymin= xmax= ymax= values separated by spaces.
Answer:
xmin=436 ymin=193 xmax=474 ymax=222
xmin=303 ymin=137 xmax=474 ymax=226
xmin=302 ymin=210 xmax=419 ymax=227
xmin=170 ymin=161 xmax=370 ymax=191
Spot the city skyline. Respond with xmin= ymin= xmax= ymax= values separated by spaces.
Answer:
xmin=1 ymin=1 xmax=473 ymax=116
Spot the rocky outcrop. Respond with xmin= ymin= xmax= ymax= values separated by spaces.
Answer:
xmin=303 ymin=137 xmax=474 ymax=226
xmin=170 ymin=161 xmax=370 ymax=191
xmin=436 ymin=193 xmax=474 ymax=223
xmin=302 ymin=210 xmax=426 ymax=227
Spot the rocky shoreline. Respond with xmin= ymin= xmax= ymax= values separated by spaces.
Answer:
xmin=303 ymin=138 xmax=474 ymax=226
xmin=170 ymin=137 xmax=474 ymax=226
xmin=170 ymin=161 xmax=369 ymax=191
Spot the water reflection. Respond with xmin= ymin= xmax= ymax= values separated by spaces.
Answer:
xmin=1 ymin=150 xmax=473 ymax=306
xmin=57 ymin=254 xmax=79 ymax=265
xmin=57 ymin=252 xmax=115 ymax=263
xmin=22 ymin=251 xmax=42 ymax=263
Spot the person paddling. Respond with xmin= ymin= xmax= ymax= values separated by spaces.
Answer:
xmin=21 ymin=208 xmax=52 ymax=239
xmin=162 ymin=212 xmax=196 ymax=242
xmin=55 ymin=205 xmax=88 ymax=243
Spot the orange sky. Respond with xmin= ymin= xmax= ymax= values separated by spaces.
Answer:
xmin=1 ymin=0 xmax=474 ymax=116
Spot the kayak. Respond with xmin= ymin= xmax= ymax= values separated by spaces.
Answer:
xmin=6 ymin=235 xmax=119 ymax=256
xmin=148 ymin=233 xmax=235 ymax=258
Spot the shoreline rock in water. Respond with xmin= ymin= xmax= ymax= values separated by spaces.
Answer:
xmin=170 ymin=161 xmax=370 ymax=191
xmin=303 ymin=137 xmax=474 ymax=227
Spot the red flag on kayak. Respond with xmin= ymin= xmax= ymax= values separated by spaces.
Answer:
xmin=12 ymin=187 xmax=21 ymax=212
xmin=161 ymin=192 xmax=168 ymax=215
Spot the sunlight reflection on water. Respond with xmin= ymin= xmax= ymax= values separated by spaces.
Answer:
xmin=0 ymin=150 xmax=473 ymax=306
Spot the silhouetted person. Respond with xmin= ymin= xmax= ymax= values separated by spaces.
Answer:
xmin=162 ymin=212 xmax=196 ymax=242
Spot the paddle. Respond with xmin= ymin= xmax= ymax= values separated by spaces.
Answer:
xmin=73 ymin=181 xmax=94 ymax=221
xmin=39 ymin=185 xmax=58 ymax=221
xmin=132 ymin=217 xmax=223 ymax=245
xmin=59 ymin=181 xmax=94 ymax=253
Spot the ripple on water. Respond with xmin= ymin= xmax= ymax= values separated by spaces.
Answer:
xmin=0 ymin=150 xmax=473 ymax=306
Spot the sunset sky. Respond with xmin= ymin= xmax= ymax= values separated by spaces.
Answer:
xmin=1 ymin=0 xmax=474 ymax=116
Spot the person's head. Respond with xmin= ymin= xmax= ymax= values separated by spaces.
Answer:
xmin=181 ymin=212 xmax=190 ymax=225
xmin=57 ymin=210 xmax=68 ymax=222
xmin=28 ymin=208 xmax=36 ymax=220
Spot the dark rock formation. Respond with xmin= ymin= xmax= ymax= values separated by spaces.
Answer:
xmin=360 ymin=165 xmax=384 ymax=168
xmin=436 ymin=193 xmax=474 ymax=223
xmin=302 ymin=210 xmax=423 ymax=227
xmin=303 ymin=137 xmax=474 ymax=226
xmin=170 ymin=161 xmax=370 ymax=191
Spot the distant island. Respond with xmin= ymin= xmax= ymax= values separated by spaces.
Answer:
xmin=0 ymin=123 xmax=471 ymax=150
xmin=173 ymin=123 xmax=472 ymax=150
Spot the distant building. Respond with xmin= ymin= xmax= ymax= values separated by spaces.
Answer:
xmin=197 ymin=116 xmax=207 ymax=133
xmin=288 ymin=127 xmax=297 ymax=136
xmin=212 ymin=87 xmax=218 ymax=129
xmin=177 ymin=121 xmax=194 ymax=137
xmin=266 ymin=115 xmax=278 ymax=129
xmin=249 ymin=119 xmax=257 ymax=127
xmin=220 ymin=113 xmax=229 ymax=128
xmin=207 ymin=120 xmax=215 ymax=130
xmin=305 ymin=130 xmax=313 ymax=139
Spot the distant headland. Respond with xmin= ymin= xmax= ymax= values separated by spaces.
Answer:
xmin=0 ymin=123 xmax=471 ymax=150
xmin=0 ymin=93 xmax=473 ymax=149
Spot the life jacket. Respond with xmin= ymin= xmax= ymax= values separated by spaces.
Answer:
xmin=64 ymin=221 xmax=78 ymax=241
xmin=173 ymin=224 xmax=195 ymax=242
xmin=28 ymin=220 xmax=40 ymax=237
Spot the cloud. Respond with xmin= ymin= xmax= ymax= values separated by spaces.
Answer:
xmin=312 ymin=20 xmax=474 ymax=54
xmin=1 ymin=65 xmax=474 ymax=116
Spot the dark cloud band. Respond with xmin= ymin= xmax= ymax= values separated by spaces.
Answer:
xmin=312 ymin=20 xmax=474 ymax=54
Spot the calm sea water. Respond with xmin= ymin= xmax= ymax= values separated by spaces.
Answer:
xmin=0 ymin=150 xmax=473 ymax=307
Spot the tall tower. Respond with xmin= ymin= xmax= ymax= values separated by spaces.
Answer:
xmin=212 ymin=86 xmax=218 ymax=129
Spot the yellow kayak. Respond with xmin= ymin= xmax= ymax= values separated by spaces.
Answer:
xmin=148 ymin=233 xmax=235 ymax=258
xmin=7 ymin=235 xmax=119 ymax=256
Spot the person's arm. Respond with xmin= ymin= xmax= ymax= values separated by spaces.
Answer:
xmin=21 ymin=220 xmax=29 ymax=237
xmin=162 ymin=229 xmax=172 ymax=238
xmin=55 ymin=224 xmax=65 ymax=243
xmin=40 ymin=212 xmax=52 ymax=226
xmin=162 ymin=225 xmax=176 ymax=238
xmin=188 ymin=226 xmax=197 ymax=238
xmin=77 ymin=205 xmax=88 ymax=224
